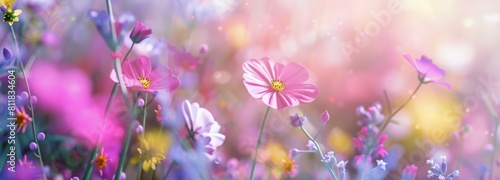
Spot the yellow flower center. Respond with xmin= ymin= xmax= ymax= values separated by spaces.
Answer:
xmin=94 ymin=155 xmax=108 ymax=169
xmin=270 ymin=79 xmax=285 ymax=92
xmin=283 ymin=159 xmax=295 ymax=174
xmin=138 ymin=77 xmax=151 ymax=89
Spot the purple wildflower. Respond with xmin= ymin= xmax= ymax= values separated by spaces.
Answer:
xmin=130 ymin=21 xmax=152 ymax=44
xmin=289 ymin=113 xmax=307 ymax=127
xmin=352 ymin=127 xmax=388 ymax=164
xmin=356 ymin=102 xmax=384 ymax=126
xmin=426 ymin=156 xmax=460 ymax=179
xmin=37 ymin=132 xmax=46 ymax=141
xmin=404 ymin=54 xmax=451 ymax=89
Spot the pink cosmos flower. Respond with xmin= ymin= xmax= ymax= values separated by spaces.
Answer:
xmin=168 ymin=45 xmax=200 ymax=70
xmin=404 ymin=54 xmax=451 ymax=89
xmin=242 ymin=57 xmax=319 ymax=109
xmin=180 ymin=100 xmax=225 ymax=155
xmin=130 ymin=21 xmax=152 ymax=44
xmin=110 ymin=56 xmax=180 ymax=93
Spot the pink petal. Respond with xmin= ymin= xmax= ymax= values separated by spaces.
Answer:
xmin=403 ymin=54 xmax=417 ymax=70
xmin=243 ymin=78 xmax=272 ymax=99
xmin=109 ymin=69 xmax=139 ymax=88
xmin=204 ymin=132 xmax=226 ymax=148
xmin=415 ymin=56 xmax=445 ymax=80
xmin=147 ymin=65 xmax=180 ymax=92
xmin=279 ymin=62 xmax=309 ymax=86
xmin=283 ymin=83 xmax=319 ymax=104
xmin=194 ymin=107 xmax=216 ymax=133
xmin=242 ymin=57 xmax=284 ymax=85
xmin=429 ymin=80 xmax=452 ymax=89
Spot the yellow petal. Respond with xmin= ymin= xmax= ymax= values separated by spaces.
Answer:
xmin=13 ymin=9 xmax=21 ymax=16
xmin=129 ymin=156 xmax=140 ymax=165
xmin=8 ymin=21 xmax=12 ymax=26
xmin=142 ymin=162 xmax=150 ymax=171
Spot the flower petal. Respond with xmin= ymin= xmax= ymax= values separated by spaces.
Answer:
xmin=429 ymin=80 xmax=452 ymax=89
xmin=283 ymin=83 xmax=319 ymax=104
xmin=147 ymin=65 xmax=180 ymax=92
xmin=279 ymin=62 xmax=309 ymax=85
xmin=194 ymin=106 xmax=216 ymax=133
xmin=416 ymin=56 xmax=445 ymax=80
xmin=403 ymin=54 xmax=417 ymax=70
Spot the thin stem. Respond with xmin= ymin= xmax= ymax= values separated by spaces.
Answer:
xmin=114 ymin=103 xmax=139 ymax=180
xmin=122 ymin=43 xmax=134 ymax=63
xmin=313 ymin=123 xmax=325 ymax=140
xmin=148 ymin=169 xmax=154 ymax=180
xmin=136 ymin=162 xmax=143 ymax=180
xmin=82 ymin=148 xmax=97 ymax=180
xmin=10 ymin=25 xmax=47 ymax=180
xmin=383 ymin=90 xmax=392 ymax=115
xmin=482 ymin=92 xmax=499 ymax=180
xmin=142 ymin=93 xmax=149 ymax=133
xmin=163 ymin=161 xmax=175 ymax=180
xmin=376 ymin=82 xmax=422 ymax=139
xmin=300 ymin=126 xmax=338 ymax=180
xmin=249 ymin=107 xmax=271 ymax=180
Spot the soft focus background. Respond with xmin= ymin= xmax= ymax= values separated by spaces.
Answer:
xmin=1 ymin=0 xmax=500 ymax=179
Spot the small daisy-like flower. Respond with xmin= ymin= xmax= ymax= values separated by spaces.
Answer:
xmin=242 ymin=57 xmax=319 ymax=109
xmin=1 ymin=5 xmax=22 ymax=26
xmin=180 ymin=100 xmax=226 ymax=155
xmin=16 ymin=105 xmax=32 ymax=133
xmin=93 ymin=149 xmax=109 ymax=176
xmin=131 ymin=130 xmax=171 ymax=171
xmin=404 ymin=54 xmax=451 ymax=89
xmin=282 ymin=153 xmax=298 ymax=178
xmin=110 ymin=56 xmax=180 ymax=93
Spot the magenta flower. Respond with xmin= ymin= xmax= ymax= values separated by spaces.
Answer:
xmin=168 ymin=45 xmax=200 ymax=70
xmin=130 ymin=21 xmax=152 ymax=44
xmin=242 ymin=57 xmax=319 ymax=109
xmin=181 ymin=100 xmax=226 ymax=155
xmin=352 ymin=127 xmax=388 ymax=164
xmin=110 ymin=56 xmax=180 ymax=93
xmin=321 ymin=110 xmax=330 ymax=124
xmin=404 ymin=54 xmax=451 ymax=89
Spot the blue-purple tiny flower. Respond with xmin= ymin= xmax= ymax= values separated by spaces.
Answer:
xmin=289 ymin=113 xmax=307 ymax=127
xmin=88 ymin=10 xmax=134 ymax=51
xmin=0 ymin=47 xmax=16 ymax=77
xmin=426 ymin=156 xmax=460 ymax=179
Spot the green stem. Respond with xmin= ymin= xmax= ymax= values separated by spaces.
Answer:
xmin=249 ymin=107 xmax=271 ymax=180
xmin=313 ymin=123 xmax=325 ymax=140
xmin=142 ymin=93 xmax=148 ymax=133
xmin=136 ymin=162 xmax=143 ymax=180
xmin=148 ymin=169 xmax=154 ymax=180
xmin=114 ymin=104 xmax=139 ymax=180
xmin=82 ymin=148 xmax=98 ymax=180
xmin=10 ymin=25 xmax=47 ymax=180
xmin=300 ymin=126 xmax=338 ymax=180
xmin=122 ymin=43 xmax=134 ymax=63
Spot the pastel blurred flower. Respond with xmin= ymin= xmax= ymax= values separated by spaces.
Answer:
xmin=321 ymin=110 xmax=330 ymax=124
xmin=112 ymin=172 xmax=126 ymax=180
xmin=93 ymin=149 xmax=109 ymax=176
xmin=199 ymin=44 xmax=209 ymax=55
xmin=137 ymin=98 xmax=145 ymax=107
xmin=404 ymin=54 xmax=451 ymax=89
xmin=37 ymin=132 xmax=45 ymax=141
xmin=168 ymin=45 xmax=200 ymax=70
xmin=306 ymin=140 xmax=317 ymax=150
xmin=169 ymin=0 xmax=236 ymax=23
xmin=0 ymin=48 xmax=15 ymax=76
xmin=129 ymin=21 xmax=152 ymax=44
xmin=154 ymin=105 xmax=163 ymax=121
xmin=366 ymin=159 xmax=387 ymax=179
xmin=289 ymin=113 xmax=307 ymax=127
xmin=88 ymin=10 xmax=133 ymax=51
xmin=71 ymin=177 xmax=79 ymax=180
xmin=135 ymin=125 xmax=143 ymax=134
xmin=352 ymin=127 xmax=388 ymax=164
xmin=29 ymin=142 xmax=37 ymax=150
xmin=242 ymin=57 xmax=319 ymax=109
xmin=282 ymin=153 xmax=298 ymax=177
xmin=110 ymin=56 xmax=180 ymax=93
xmin=356 ymin=102 xmax=384 ymax=126
xmin=15 ymin=105 xmax=32 ymax=133
xmin=19 ymin=155 xmax=34 ymax=168
xmin=1 ymin=5 xmax=22 ymax=26
xmin=131 ymin=130 xmax=171 ymax=171
xmin=402 ymin=164 xmax=418 ymax=180
xmin=337 ymin=161 xmax=348 ymax=180
xmin=181 ymin=100 xmax=226 ymax=155
xmin=426 ymin=156 xmax=460 ymax=179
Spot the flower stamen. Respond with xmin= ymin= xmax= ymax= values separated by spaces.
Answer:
xmin=271 ymin=79 xmax=285 ymax=92
xmin=138 ymin=77 xmax=151 ymax=89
